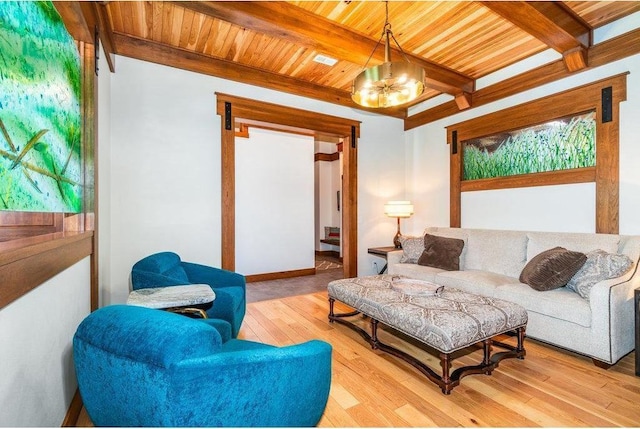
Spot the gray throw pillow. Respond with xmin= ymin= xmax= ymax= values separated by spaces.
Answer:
xmin=399 ymin=235 xmax=424 ymax=263
xmin=519 ymin=247 xmax=587 ymax=291
xmin=566 ymin=249 xmax=634 ymax=300
xmin=417 ymin=233 xmax=465 ymax=271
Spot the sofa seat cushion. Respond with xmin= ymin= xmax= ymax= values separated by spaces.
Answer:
xmin=435 ymin=270 xmax=518 ymax=297
xmin=494 ymin=283 xmax=591 ymax=328
xmin=388 ymin=263 xmax=443 ymax=282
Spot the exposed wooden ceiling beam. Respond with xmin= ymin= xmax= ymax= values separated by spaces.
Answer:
xmin=482 ymin=1 xmax=591 ymax=72
xmin=90 ymin=2 xmax=116 ymax=73
xmin=112 ymin=33 xmax=407 ymax=119
xmin=53 ymin=1 xmax=93 ymax=43
xmin=53 ymin=1 xmax=116 ymax=72
xmin=404 ymin=27 xmax=640 ymax=130
xmin=175 ymin=1 xmax=475 ymax=97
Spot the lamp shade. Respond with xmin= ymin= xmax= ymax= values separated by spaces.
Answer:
xmin=384 ymin=201 xmax=414 ymax=218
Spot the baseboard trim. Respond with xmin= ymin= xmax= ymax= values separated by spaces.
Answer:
xmin=245 ymin=268 xmax=316 ymax=283
xmin=315 ymin=250 xmax=342 ymax=261
xmin=61 ymin=389 xmax=82 ymax=427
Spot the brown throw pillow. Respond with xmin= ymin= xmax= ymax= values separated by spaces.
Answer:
xmin=519 ymin=247 xmax=587 ymax=291
xmin=417 ymin=234 xmax=465 ymax=271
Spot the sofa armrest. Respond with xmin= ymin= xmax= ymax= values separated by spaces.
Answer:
xmin=387 ymin=250 xmax=403 ymax=266
xmin=588 ymin=269 xmax=640 ymax=363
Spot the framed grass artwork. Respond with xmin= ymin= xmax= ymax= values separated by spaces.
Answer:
xmin=446 ymin=74 xmax=627 ymax=234
xmin=462 ymin=111 xmax=596 ymax=181
xmin=0 ymin=1 xmax=83 ymax=213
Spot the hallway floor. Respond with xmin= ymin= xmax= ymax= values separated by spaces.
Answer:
xmin=246 ymin=255 xmax=343 ymax=303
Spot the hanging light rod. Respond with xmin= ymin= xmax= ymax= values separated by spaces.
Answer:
xmin=351 ymin=1 xmax=425 ymax=109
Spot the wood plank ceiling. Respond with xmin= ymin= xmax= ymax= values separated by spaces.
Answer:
xmin=63 ymin=1 xmax=640 ymax=118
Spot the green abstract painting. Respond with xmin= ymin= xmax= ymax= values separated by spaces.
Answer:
xmin=463 ymin=111 xmax=596 ymax=181
xmin=0 ymin=1 xmax=82 ymax=212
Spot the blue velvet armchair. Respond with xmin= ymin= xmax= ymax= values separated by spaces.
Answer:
xmin=131 ymin=252 xmax=245 ymax=337
xmin=73 ymin=305 xmax=332 ymax=427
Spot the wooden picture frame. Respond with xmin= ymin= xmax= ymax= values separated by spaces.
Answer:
xmin=447 ymin=74 xmax=627 ymax=234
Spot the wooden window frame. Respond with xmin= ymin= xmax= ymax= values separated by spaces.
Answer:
xmin=447 ymin=74 xmax=627 ymax=234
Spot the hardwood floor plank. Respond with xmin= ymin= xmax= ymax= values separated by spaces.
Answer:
xmin=76 ymin=291 xmax=640 ymax=427
xmin=394 ymin=403 xmax=439 ymax=427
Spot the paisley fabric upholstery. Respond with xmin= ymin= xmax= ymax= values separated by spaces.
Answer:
xmin=328 ymin=275 xmax=527 ymax=353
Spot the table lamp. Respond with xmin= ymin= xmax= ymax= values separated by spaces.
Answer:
xmin=384 ymin=200 xmax=414 ymax=248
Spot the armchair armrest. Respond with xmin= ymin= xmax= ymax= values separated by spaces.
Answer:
xmin=172 ymin=340 xmax=332 ymax=427
xmin=182 ymin=262 xmax=246 ymax=289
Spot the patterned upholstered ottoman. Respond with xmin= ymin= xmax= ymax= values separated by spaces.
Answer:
xmin=328 ymin=275 xmax=527 ymax=394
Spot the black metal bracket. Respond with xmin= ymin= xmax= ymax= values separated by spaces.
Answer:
xmin=452 ymin=130 xmax=458 ymax=154
xmin=602 ymin=86 xmax=612 ymax=123
xmin=224 ymin=102 xmax=232 ymax=130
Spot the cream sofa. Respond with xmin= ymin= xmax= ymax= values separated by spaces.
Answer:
xmin=387 ymin=227 xmax=640 ymax=366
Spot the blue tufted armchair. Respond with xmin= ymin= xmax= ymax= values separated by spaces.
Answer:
xmin=131 ymin=252 xmax=245 ymax=337
xmin=73 ymin=305 xmax=332 ymax=427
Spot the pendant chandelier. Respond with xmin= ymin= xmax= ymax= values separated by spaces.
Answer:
xmin=351 ymin=1 xmax=425 ymax=108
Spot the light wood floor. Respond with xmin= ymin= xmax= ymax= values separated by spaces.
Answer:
xmin=77 ymin=291 xmax=640 ymax=427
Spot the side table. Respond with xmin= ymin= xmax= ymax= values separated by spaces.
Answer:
xmin=633 ymin=288 xmax=640 ymax=377
xmin=127 ymin=284 xmax=215 ymax=319
xmin=367 ymin=246 xmax=399 ymax=274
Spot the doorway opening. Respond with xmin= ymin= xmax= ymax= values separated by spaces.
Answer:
xmin=216 ymin=93 xmax=360 ymax=279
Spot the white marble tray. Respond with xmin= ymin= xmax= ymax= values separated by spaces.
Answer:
xmin=391 ymin=278 xmax=444 ymax=296
xmin=127 ymin=284 xmax=215 ymax=309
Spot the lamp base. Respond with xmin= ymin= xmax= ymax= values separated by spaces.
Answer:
xmin=393 ymin=217 xmax=402 ymax=248
xmin=393 ymin=231 xmax=402 ymax=249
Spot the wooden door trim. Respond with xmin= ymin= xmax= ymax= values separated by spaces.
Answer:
xmin=216 ymin=93 xmax=360 ymax=278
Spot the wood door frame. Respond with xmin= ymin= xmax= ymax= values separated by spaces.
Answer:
xmin=216 ymin=93 xmax=360 ymax=278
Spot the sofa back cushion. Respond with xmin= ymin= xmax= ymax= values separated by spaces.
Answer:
xmin=418 ymin=233 xmax=465 ymax=270
xmin=132 ymin=252 xmax=190 ymax=286
xmin=74 ymin=305 xmax=222 ymax=368
xmin=423 ymin=227 xmax=469 ymax=268
xmin=526 ymin=232 xmax=620 ymax=262
xmin=465 ymin=229 xmax=528 ymax=278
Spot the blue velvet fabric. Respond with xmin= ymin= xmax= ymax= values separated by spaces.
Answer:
xmin=73 ymin=305 xmax=332 ymax=427
xmin=131 ymin=252 xmax=246 ymax=337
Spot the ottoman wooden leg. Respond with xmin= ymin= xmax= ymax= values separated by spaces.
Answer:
xmin=516 ymin=327 xmax=526 ymax=359
xmin=483 ymin=339 xmax=493 ymax=374
xmin=440 ymin=353 xmax=452 ymax=395
xmin=371 ymin=319 xmax=380 ymax=350
xmin=328 ymin=298 xmax=335 ymax=322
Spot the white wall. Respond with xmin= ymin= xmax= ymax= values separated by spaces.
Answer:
xmin=97 ymin=42 xmax=112 ymax=306
xmin=235 ymin=128 xmax=314 ymax=275
xmin=103 ymin=56 xmax=405 ymax=303
xmin=0 ymin=258 xmax=91 ymax=426
xmin=404 ymin=14 xmax=640 ymax=236
xmin=315 ymin=141 xmax=341 ymax=252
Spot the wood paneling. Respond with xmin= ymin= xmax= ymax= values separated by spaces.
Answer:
xmin=0 ymin=232 xmax=93 ymax=309
xmin=447 ymin=74 xmax=626 ymax=233
xmin=482 ymin=1 xmax=590 ymax=71
xmin=96 ymin=1 xmax=639 ymax=116
xmin=406 ymin=28 xmax=640 ymax=130
xmin=0 ymin=213 xmax=64 ymax=242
